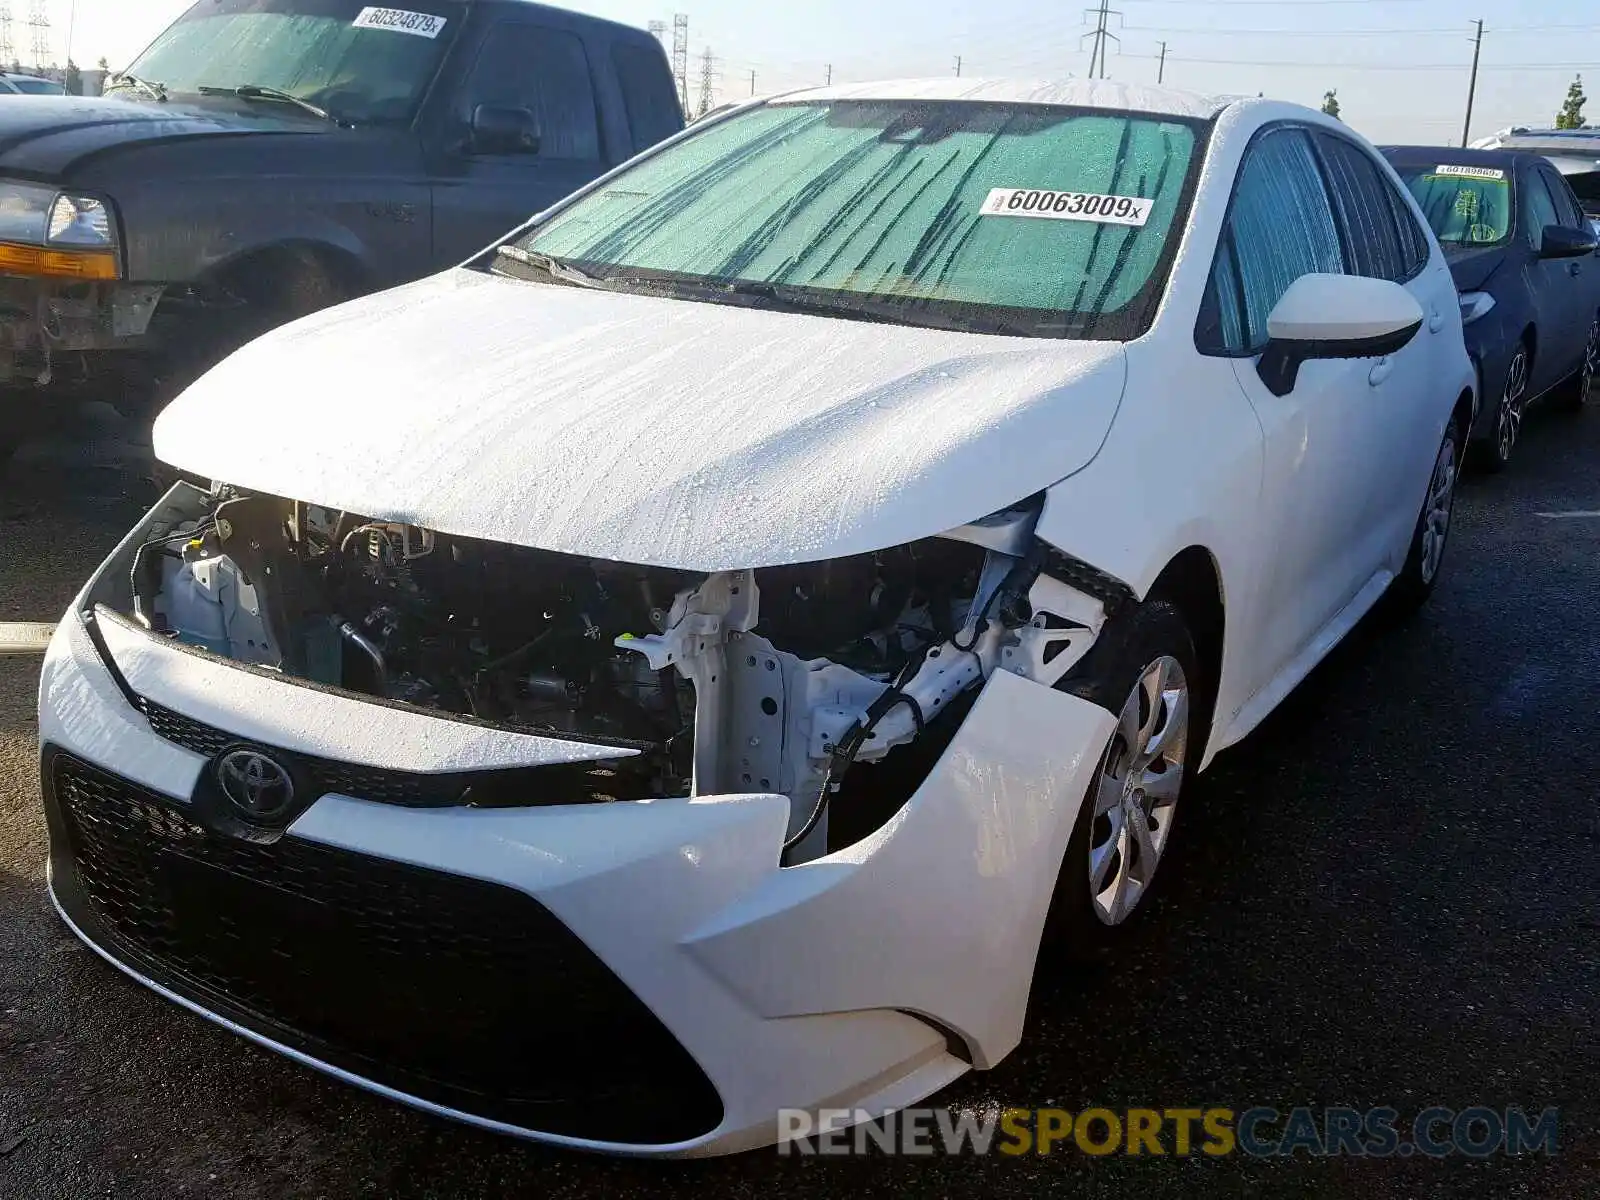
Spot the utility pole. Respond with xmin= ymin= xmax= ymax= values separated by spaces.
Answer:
xmin=1157 ymin=41 xmax=1167 ymax=84
xmin=0 ymin=4 xmax=14 ymax=71
xmin=671 ymin=13 xmax=689 ymax=115
xmin=825 ymin=63 xmax=832 ymax=86
xmin=1081 ymin=0 xmax=1121 ymax=80
xmin=696 ymin=45 xmax=716 ymax=117
xmin=748 ymin=69 xmax=756 ymax=96
xmin=954 ymin=54 xmax=962 ymax=78
xmin=1462 ymin=19 xmax=1484 ymax=148
xmin=26 ymin=0 xmax=48 ymax=70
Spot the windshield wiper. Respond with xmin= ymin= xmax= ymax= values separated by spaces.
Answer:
xmin=197 ymin=84 xmax=337 ymax=124
xmin=106 ymin=73 xmax=167 ymax=101
xmin=493 ymin=245 xmax=611 ymax=290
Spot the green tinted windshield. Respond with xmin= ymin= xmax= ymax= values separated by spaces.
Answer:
xmin=1397 ymin=166 xmax=1513 ymax=246
xmin=123 ymin=0 xmax=462 ymax=126
xmin=516 ymin=101 xmax=1206 ymax=339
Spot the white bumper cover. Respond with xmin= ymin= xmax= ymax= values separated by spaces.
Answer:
xmin=39 ymin=610 xmax=1114 ymax=1156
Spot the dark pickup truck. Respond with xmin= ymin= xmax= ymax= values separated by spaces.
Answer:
xmin=0 ymin=0 xmax=682 ymax=454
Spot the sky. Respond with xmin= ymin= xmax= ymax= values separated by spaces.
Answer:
xmin=27 ymin=0 xmax=1600 ymax=146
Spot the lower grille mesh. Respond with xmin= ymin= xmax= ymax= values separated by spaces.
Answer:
xmin=48 ymin=751 xmax=722 ymax=1144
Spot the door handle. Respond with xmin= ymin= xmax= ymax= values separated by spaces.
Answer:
xmin=1428 ymin=305 xmax=1445 ymax=333
xmin=1368 ymin=356 xmax=1394 ymax=387
xmin=1570 ymin=261 xmax=1583 ymax=277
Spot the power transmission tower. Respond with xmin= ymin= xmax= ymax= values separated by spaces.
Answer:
xmin=1157 ymin=41 xmax=1167 ymax=84
xmin=26 ymin=0 xmax=48 ymax=69
xmin=1462 ymin=19 xmax=1484 ymax=147
xmin=671 ymin=13 xmax=689 ymax=114
xmin=1081 ymin=0 xmax=1120 ymax=80
xmin=696 ymin=45 xmax=716 ymax=116
xmin=647 ymin=19 xmax=666 ymax=43
xmin=0 ymin=3 xmax=14 ymax=71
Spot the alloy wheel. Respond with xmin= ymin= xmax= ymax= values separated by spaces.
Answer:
xmin=1496 ymin=349 xmax=1528 ymax=463
xmin=1419 ymin=434 xmax=1458 ymax=586
xmin=1583 ymin=319 xmax=1599 ymax=404
xmin=1087 ymin=655 xmax=1189 ymax=926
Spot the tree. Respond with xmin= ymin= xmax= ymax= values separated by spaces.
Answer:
xmin=97 ymin=56 xmax=109 ymax=72
xmin=1556 ymin=75 xmax=1587 ymax=130
xmin=1321 ymin=89 xmax=1341 ymax=121
xmin=64 ymin=59 xmax=81 ymax=96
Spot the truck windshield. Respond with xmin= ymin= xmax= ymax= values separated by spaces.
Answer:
xmin=1395 ymin=165 xmax=1514 ymax=247
xmin=511 ymin=100 xmax=1207 ymax=340
xmin=120 ymin=0 xmax=464 ymax=126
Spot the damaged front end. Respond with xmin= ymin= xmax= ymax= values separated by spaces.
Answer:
xmin=103 ymin=483 xmax=1126 ymax=862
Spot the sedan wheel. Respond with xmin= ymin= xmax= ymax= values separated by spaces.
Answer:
xmin=1384 ymin=423 xmax=1460 ymax=617
xmin=1492 ymin=348 xmax=1528 ymax=468
xmin=1557 ymin=318 xmax=1598 ymax=412
xmin=1418 ymin=434 xmax=1458 ymax=587
xmin=1088 ymin=655 xmax=1189 ymax=926
xmin=1047 ymin=598 xmax=1201 ymax=953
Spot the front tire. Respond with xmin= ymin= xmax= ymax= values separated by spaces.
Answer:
xmin=1478 ymin=345 xmax=1528 ymax=472
xmin=1385 ymin=422 xmax=1460 ymax=617
xmin=1049 ymin=600 xmax=1200 ymax=952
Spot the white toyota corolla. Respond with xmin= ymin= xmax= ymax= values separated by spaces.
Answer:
xmin=39 ymin=79 xmax=1473 ymax=1156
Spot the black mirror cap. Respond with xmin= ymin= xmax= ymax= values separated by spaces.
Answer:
xmin=470 ymin=104 xmax=541 ymax=155
xmin=1539 ymin=223 xmax=1598 ymax=259
xmin=1256 ymin=319 xmax=1424 ymax=397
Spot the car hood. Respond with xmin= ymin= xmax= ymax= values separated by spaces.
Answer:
xmin=153 ymin=270 xmax=1129 ymax=572
xmin=1443 ymin=244 xmax=1508 ymax=293
xmin=0 ymin=94 xmax=325 ymax=179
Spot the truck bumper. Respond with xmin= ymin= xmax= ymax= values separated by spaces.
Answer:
xmin=0 ymin=274 xmax=165 ymax=388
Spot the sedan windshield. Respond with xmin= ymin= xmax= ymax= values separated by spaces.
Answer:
xmin=510 ymin=100 xmax=1206 ymax=339
xmin=120 ymin=0 xmax=463 ymax=126
xmin=1396 ymin=165 xmax=1513 ymax=247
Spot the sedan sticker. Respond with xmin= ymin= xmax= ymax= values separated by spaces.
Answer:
xmin=352 ymin=7 xmax=448 ymax=37
xmin=1434 ymin=164 xmax=1505 ymax=180
xmin=980 ymin=188 xmax=1153 ymax=226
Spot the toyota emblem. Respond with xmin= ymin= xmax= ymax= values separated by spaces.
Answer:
xmin=215 ymin=749 xmax=295 ymax=821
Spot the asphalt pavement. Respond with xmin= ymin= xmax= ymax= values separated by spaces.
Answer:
xmin=0 ymin=400 xmax=1596 ymax=1197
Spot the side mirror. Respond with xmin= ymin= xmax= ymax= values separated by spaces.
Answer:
xmin=469 ymin=104 xmax=540 ymax=156
xmin=1256 ymin=274 xmax=1424 ymax=397
xmin=1539 ymin=224 xmax=1598 ymax=259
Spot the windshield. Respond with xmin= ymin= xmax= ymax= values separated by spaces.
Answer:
xmin=9 ymin=77 xmax=63 ymax=94
xmin=510 ymin=100 xmax=1207 ymax=339
xmin=121 ymin=0 xmax=463 ymax=126
xmin=1396 ymin=164 xmax=1513 ymax=247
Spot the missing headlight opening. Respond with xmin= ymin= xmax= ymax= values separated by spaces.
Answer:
xmin=108 ymin=487 xmax=1108 ymax=862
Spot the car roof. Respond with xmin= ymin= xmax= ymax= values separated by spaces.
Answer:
xmin=782 ymin=77 xmax=1238 ymax=120
xmin=1380 ymin=145 xmax=1531 ymax=170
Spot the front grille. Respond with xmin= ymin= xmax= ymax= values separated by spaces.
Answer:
xmin=139 ymin=698 xmax=654 ymax=808
xmin=46 ymin=751 xmax=723 ymax=1144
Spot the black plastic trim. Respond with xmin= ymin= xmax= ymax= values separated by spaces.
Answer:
xmin=42 ymin=746 xmax=724 ymax=1146
xmin=1032 ymin=539 xmax=1138 ymax=616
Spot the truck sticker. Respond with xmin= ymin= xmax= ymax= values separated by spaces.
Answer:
xmin=352 ymin=7 xmax=449 ymax=38
xmin=1434 ymin=164 xmax=1505 ymax=180
xmin=980 ymin=187 xmax=1153 ymax=226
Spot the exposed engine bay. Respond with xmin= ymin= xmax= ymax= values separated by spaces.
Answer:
xmin=111 ymin=486 xmax=1110 ymax=861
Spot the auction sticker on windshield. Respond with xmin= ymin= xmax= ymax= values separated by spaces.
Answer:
xmin=981 ymin=188 xmax=1153 ymax=226
xmin=352 ymin=7 xmax=448 ymax=37
xmin=1434 ymin=165 xmax=1505 ymax=180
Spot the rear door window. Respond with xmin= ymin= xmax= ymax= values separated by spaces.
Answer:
xmin=611 ymin=41 xmax=682 ymax=156
xmin=1312 ymin=132 xmax=1409 ymax=282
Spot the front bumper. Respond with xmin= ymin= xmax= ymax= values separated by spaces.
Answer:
xmin=37 ymin=601 xmax=1114 ymax=1156
xmin=0 ymin=274 xmax=163 ymax=388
